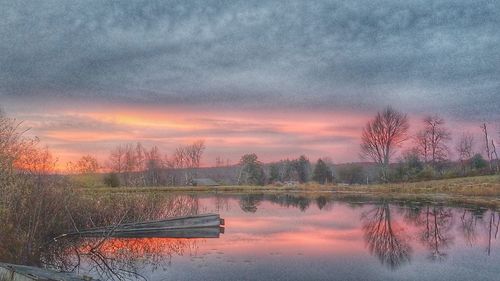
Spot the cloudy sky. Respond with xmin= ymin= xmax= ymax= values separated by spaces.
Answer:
xmin=1 ymin=0 xmax=499 ymax=167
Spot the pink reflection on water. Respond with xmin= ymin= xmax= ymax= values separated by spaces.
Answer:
xmin=64 ymin=195 xmax=500 ymax=280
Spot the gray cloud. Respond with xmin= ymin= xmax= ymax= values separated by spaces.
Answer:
xmin=1 ymin=0 xmax=499 ymax=119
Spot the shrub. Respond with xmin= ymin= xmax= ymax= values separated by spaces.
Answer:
xmin=103 ymin=172 xmax=120 ymax=187
xmin=337 ymin=164 xmax=365 ymax=184
xmin=417 ymin=166 xmax=435 ymax=181
xmin=471 ymin=154 xmax=488 ymax=171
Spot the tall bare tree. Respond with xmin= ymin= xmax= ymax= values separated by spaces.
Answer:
xmin=491 ymin=139 xmax=499 ymax=173
xmin=416 ymin=115 xmax=451 ymax=166
xmin=415 ymin=130 xmax=431 ymax=163
xmin=108 ymin=143 xmax=148 ymax=186
xmin=480 ymin=123 xmax=493 ymax=172
xmin=456 ymin=133 xmax=474 ymax=174
xmin=108 ymin=145 xmax=125 ymax=174
xmin=145 ymin=145 xmax=163 ymax=186
xmin=167 ymin=140 xmax=206 ymax=185
xmin=360 ymin=106 xmax=410 ymax=182
xmin=0 ymin=109 xmax=34 ymax=182
xmin=185 ymin=140 xmax=206 ymax=169
xmin=67 ymin=155 xmax=99 ymax=174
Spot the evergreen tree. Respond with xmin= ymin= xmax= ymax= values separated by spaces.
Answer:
xmin=292 ymin=155 xmax=311 ymax=183
xmin=312 ymin=159 xmax=333 ymax=184
xmin=471 ymin=153 xmax=487 ymax=170
xmin=238 ymin=153 xmax=266 ymax=185
xmin=269 ymin=163 xmax=281 ymax=183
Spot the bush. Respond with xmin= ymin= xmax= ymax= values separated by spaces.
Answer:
xmin=337 ymin=164 xmax=365 ymax=184
xmin=103 ymin=173 xmax=120 ymax=187
xmin=471 ymin=154 xmax=488 ymax=171
xmin=417 ymin=166 xmax=435 ymax=181
xmin=442 ymin=169 xmax=460 ymax=179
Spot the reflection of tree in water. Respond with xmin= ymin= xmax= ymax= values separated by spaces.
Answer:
xmin=459 ymin=209 xmax=482 ymax=246
xmin=361 ymin=204 xmax=412 ymax=270
xmin=212 ymin=194 xmax=230 ymax=212
xmin=457 ymin=208 xmax=500 ymax=256
xmin=267 ymin=194 xmax=311 ymax=212
xmin=416 ymin=206 xmax=453 ymax=261
xmin=315 ymin=196 xmax=330 ymax=210
xmin=44 ymin=236 xmax=199 ymax=281
xmin=485 ymin=211 xmax=500 ymax=255
xmin=238 ymin=194 xmax=264 ymax=213
xmin=400 ymin=204 xmax=424 ymax=224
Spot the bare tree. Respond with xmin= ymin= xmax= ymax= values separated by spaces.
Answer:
xmin=456 ymin=133 xmax=474 ymax=174
xmin=165 ymin=147 xmax=187 ymax=186
xmin=67 ymin=155 xmax=99 ymax=174
xmin=491 ymin=139 xmax=499 ymax=173
xmin=0 ymin=109 xmax=33 ymax=182
xmin=108 ymin=143 xmax=148 ymax=186
xmin=135 ymin=142 xmax=146 ymax=171
xmin=360 ymin=106 xmax=410 ymax=181
xmin=171 ymin=146 xmax=187 ymax=169
xmin=108 ymin=145 xmax=125 ymax=174
xmin=185 ymin=140 xmax=205 ymax=169
xmin=480 ymin=123 xmax=493 ymax=171
xmin=415 ymin=130 xmax=431 ymax=163
xmin=15 ymin=145 xmax=57 ymax=179
xmin=167 ymin=140 xmax=206 ymax=185
xmin=123 ymin=143 xmax=138 ymax=174
xmin=145 ymin=146 xmax=163 ymax=186
xmin=416 ymin=115 xmax=451 ymax=166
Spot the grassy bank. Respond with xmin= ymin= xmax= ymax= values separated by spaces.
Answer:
xmin=81 ymin=175 xmax=500 ymax=195
xmin=339 ymin=175 xmax=500 ymax=196
xmin=77 ymin=175 xmax=500 ymax=208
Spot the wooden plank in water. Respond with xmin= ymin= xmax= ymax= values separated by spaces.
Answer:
xmin=0 ymin=263 xmax=94 ymax=281
xmin=100 ymin=226 xmax=224 ymax=239
xmin=63 ymin=214 xmax=223 ymax=238
xmin=91 ymin=213 xmax=221 ymax=229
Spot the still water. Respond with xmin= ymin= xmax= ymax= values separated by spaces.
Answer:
xmin=39 ymin=194 xmax=500 ymax=280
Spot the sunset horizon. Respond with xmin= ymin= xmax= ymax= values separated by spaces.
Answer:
xmin=2 ymin=97 xmax=489 ymax=171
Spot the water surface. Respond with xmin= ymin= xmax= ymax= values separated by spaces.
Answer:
xmin=20 ymin=194 xmax=500 ymax=280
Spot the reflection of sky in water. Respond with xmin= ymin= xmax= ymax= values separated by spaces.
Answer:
xmin=62 ymin=195 xmax=500 ymax=281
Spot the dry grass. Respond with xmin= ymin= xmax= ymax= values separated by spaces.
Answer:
xmin=82 ymin=175 xmax=500 ymax=196
xmin=343 ymin=175 xmax=500 ymax=196
xmin=79 ymin=175 xmax=500 ymax=207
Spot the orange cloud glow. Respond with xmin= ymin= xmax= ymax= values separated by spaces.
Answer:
xmin=6 ymin=99 xmax=483 ymax=172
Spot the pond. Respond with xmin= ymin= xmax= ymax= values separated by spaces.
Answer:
xmin=4 ymin=193 xmax=500 ymax=281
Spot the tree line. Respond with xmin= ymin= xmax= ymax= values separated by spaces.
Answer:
xmin=2 ymin=106 xmax=499 ymax=188
xmin=361 ymin=106 xmax=499 ymax=182
xmin=67 ymin=140 xmax=206 ymax=187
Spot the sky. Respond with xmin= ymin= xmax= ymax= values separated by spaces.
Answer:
xmin=1 ymin=0 xmax=499 ymax=168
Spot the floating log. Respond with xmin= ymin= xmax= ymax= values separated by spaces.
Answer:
xmin=59 ymin=213 xmax=224 ymax=239
xmin=0 ymin=262 xmax=93 ymax=281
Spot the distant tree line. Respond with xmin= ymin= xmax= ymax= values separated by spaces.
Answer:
xmin=59 ymin=105 xmax=500 ymax=187
xmin=361 ymin=106 xmax=500 ymax=183
xmin=5 ymin=103 xmax=500 ymax=189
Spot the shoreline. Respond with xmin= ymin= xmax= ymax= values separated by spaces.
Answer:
xmin=79 ymin=175 xmax=500 ymax=208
